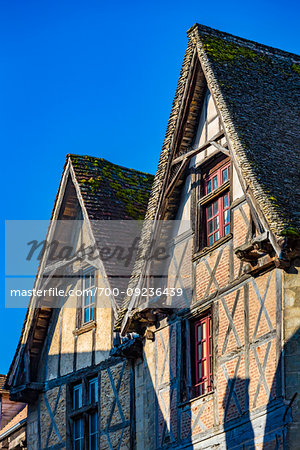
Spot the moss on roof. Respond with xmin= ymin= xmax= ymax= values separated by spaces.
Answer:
xmin=69 ymin=154 xmax=154 ymax=221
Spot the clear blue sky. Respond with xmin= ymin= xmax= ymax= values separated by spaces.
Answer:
xmin=1 ymin=0 xmax=299 ymax=374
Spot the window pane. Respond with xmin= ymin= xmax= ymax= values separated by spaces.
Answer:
xmin=208 ymin=220 xmax=213 ymax=234
xmin=90 ymin=272 xmax=95 ymax=285
xmin=223 ymin=193 xmax=229 ymax=209
xmin=90 ymin=412 xmax=98 ymax=433
xmin=207 ymin=180 xmax=212 ymax=194
xmin=208 ymin=235 xmax=214 ymax=246
xmin=213 ymin=176 xmax=218 ymax=190
xmin=198 ymin=362 xmax=202 ymax=379
xmin=85 ymin=274 xmax=90 ymax=289
xmin=225 ymin=225 xmax=230 ymax=235
xmin=197 ymin=325 xmax=201 ymax=342
xmin=89 ymin=435 xmax=97 ymax=450
xmin=84 ymin=307 xmax=90 ymax=323
xmin=214 ymin=231 xmax=219 ymax=241
xmin=222 ymin=168 xmax=228 ymax=183
xmin=213 ymin=200 xmax=218 ymax=214
xmin=84 ymin=295 xmax=90 ymax=306
xmin=73 ymin=385 xmax=82 ymax=409
xmin=197 ymin=343 xmax=202 ymax=360
xmin=74 ymin=417 xmax=83 ymax=439
xmin=207 ymin=204 xmax=213 ymax=219
xmin=89 ymin=378 xmax=98 ymax=403
xmin=75 ymin=440 xmax=83 ymax=450
xmin=90 ymin=306 xmax=95 ymax=321
xmin=224 ymin=210 xmax=229 ymax=224
xmin=214 ymin=216 xmax=219 ymax=230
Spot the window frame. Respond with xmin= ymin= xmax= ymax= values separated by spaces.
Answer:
xmin=82 ymin=268 xmax=96 ymax=326
xmin=191 ymin=314 xmax=213 ymax=398
xmin=68 ymin=375 xmax=99 ymax=450
xmin=194 ymin=155 xmax=232 ymax=253
xmin=181 ymin=309 xmax=214 ymax=404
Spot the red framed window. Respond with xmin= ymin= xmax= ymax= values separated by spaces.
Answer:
xmin=205 ymin=162 xmax=230 ymax=246
xmin=191 ymin=314 xmax=212 ymax=398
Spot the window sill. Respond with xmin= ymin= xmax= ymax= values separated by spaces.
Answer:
xmin=73 ymin=321 xmax=96 ymax=336
xmin=179 ymin=390 xmax=214 ymax=408
xmin=193 ymin=233 xmax=232 ymax=261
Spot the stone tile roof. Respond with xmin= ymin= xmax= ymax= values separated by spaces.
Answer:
xmin=115 ymin=24 xmax=300 ymax=331
xmin=69 ymin=154 xmax=154 ymax=221
xmin=69 ymin=154 xmax=154 ymax=302
xmin=189 ymin=24 xmax=300 ymax=239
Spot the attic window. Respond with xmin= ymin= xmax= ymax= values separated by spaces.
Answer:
xmin=204 ymin=161 xmax=230 ymax=246
xmin=82 ymin=269 xmax=96 ymax=324
xmin=194 ymin=156 xmax=231 ymax=252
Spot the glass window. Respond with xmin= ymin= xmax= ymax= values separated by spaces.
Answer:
xmin=204 ymin=162 xmax=230 ymax=246
xmin=191 ymin=314 xmax=212 ymax=398
xmin=89 ymin=378 xmax=98 ymax=404
xmin=83 ymin=269 xmax=96 ymax=324
xmin=89 ymin=412 xmax=98 ymax=450
xmin=74 ymin=418 xmax=84 ymax=450
xmin=73 ymin=384 xmax=82 ymax=410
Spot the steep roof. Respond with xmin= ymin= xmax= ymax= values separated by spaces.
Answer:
xmin=115 ymin=24 xmax=300 ymax=331
xmin=190 ymin=24 xmax=300 ymax=238
xmin=69 ymin=154 xmax=154 ymax=221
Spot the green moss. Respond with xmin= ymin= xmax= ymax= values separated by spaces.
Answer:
xmin=280 ymin=228 xmax=300 ymax=238
xmin=202 ymin=36 xmax=271 ymax=66
xmin=292 ymin=63 xmax=300 ymax=74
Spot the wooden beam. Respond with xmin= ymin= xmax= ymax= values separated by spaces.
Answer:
xmin=209 ymin=141 xmax=230 ymax=157
xmin=164 ymin=159 xmax=189 ymax=199
xmin=171 ymin=130 xmax=224 ymax=166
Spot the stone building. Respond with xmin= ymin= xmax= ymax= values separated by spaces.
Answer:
xmin=0 ymin=375 xmax=27 ymax=449
xmin=5 ymin=24 xmax=300 ymax=449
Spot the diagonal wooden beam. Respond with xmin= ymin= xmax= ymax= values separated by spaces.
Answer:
xmin=209 ymin=141 xmax=230 ymax=157
xmin=171 ymin=130 xmax=224 ymax=165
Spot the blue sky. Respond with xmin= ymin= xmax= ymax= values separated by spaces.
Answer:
xmin=1 ymin=0 xmax=299 ymax=374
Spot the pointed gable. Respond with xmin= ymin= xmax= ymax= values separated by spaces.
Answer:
xmin=189 ymin=24 xmax=300 ymax=239
xmin=5 ymin=155 xmax=154 ymax=397
xmin=116 ymin=24 xmax=300 ymax=332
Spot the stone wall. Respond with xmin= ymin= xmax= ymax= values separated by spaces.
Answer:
xmin=283 ymin=259 xmax=300 ymax=449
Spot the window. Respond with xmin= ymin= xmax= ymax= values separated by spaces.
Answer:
xmin=82 ymin=269 xmax=96 ymax=324
xmin=191 ymin=314 xmax=212 ymax=398
xmin=204 ymin=161 xmax=230 ymax=247
xmin=181 ymin=311 xmax=213 ymax=402
xmin=195 ymin=157 xmax=231 ymax=250
xmin=70 ymin=377 xmax=99 ymax=450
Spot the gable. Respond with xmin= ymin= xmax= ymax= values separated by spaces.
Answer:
xmin=6 ymin=156 xmax=154 ymax=398
xmin=116 ymin=24 xmax=300 ymax=332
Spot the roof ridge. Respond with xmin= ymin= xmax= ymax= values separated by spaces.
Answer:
xmin=188 ymin=23 xmax=300 ymax=61
xmin=67 ymin=154 xmax=154 ymax=177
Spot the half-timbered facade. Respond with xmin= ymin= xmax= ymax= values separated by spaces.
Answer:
xmin=116 ymin=24 xmax=300 ymax=449
xmin=5 ymin=155 xmax=153 ymax=449
xmin=5 ymin=24 xmax=300 ymax=449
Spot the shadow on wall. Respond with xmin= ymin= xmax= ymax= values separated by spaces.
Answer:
xmin=153 ymin=323 xmax=299 ymax=449
xmin=22 ymin=307 xmax=299 ymax=449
